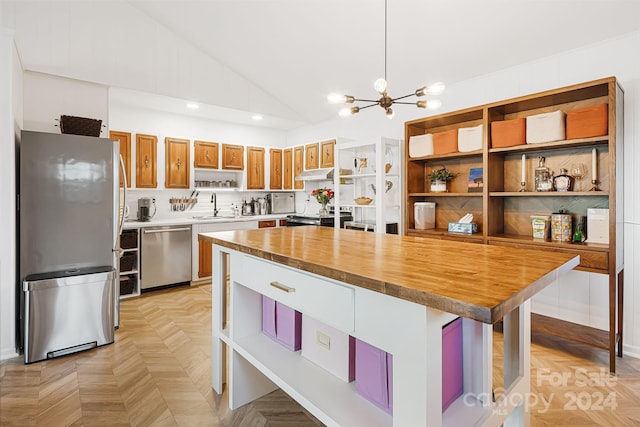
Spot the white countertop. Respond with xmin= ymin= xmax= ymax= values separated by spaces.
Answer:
xmin=123 ymin=214 xmax=290 ymax=229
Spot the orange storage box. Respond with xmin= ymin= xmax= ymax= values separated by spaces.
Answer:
xmin=433 ymin=129 xmax=458 ymax=155
xmin=566 ymin=103 xmax=608 ymax=139
xmin=491 ymin=118 xmax=526 ymax=148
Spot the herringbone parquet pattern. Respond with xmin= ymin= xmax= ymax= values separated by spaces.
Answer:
xmin=1 ymin=284 xmax=639 ymax=426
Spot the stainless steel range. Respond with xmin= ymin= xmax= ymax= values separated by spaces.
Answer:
xmin=286 ymin=210 xmax=353 ymax=228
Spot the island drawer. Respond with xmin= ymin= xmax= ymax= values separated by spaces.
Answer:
xmin=240 ymin=255 xmax=355 ymax=331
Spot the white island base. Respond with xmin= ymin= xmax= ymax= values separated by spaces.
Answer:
xmin=210 ymin=246 xmax=535 ymax=427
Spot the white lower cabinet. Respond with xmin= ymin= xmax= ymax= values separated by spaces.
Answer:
xmin=210 ymin=247 xmax=530 ymax=427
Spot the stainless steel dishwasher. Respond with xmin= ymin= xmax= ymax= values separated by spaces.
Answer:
xmin=141 ymin=225 xmax=192 ymax=291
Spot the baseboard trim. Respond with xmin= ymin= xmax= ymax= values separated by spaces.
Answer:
xmin=0 ymin=349 xmax=19 ymax=361
xmin=623 ymin=344 xmax=640 ymax=360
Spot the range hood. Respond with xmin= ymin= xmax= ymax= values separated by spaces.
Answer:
xmin=294 ymin=168 xmax=334 ymax=181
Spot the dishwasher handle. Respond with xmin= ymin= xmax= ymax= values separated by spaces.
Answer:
xmin=143 ymin=227 xmax=191 ymax=234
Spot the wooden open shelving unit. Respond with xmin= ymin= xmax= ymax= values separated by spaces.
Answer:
xmin=404 ymin=77 xmax=624 ymax=372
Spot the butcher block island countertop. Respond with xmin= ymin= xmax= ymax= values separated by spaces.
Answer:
xmin=200 ymin=226 xmax=579 ymax=324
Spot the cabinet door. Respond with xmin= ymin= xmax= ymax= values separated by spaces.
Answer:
xmin=294 ymin=146 xmax=304 ymax=189
xmin=247 ymin=146 xmax=265 ymax=190
xmin=305 ymin=143 xmax=319 ymax=170
xmin=110 ymin=130 xmax=131 ymax=188
xmin=283 ymin=148 xmax=293 ymax=190
xmin=198 ymin=240 xmax=212 ymax=278
xmin=320 ymin=139 xmax=335 ymax=168
xmin=270 ymin=148 xmax=283 ymax=190
xmin=136 ymin=134 xmax=158 ymax=188
xmin=194 ymin=140 xmax=219 ymax=169
xmin=222 ymin=144 xmax=244 ymax=170
xmin=165 ymin=137 xmax=190 ymax=189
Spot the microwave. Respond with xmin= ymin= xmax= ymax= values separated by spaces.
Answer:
xmin=271 ymin=192 xmax=295 ymax=214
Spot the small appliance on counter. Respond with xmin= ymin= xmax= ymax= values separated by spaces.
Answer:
xmin=270 ymin=192 xmax=295 ymax=214
xmin=137 ymin=197 xmax=156 ymax=221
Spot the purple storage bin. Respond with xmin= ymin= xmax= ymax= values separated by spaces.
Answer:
xmin=261 ymin=295 xmax=302 ymax=351
xmin=442 ymin=317 xmax=463 ymax=412
xmin=355 ymin=338 xmax=392 ymax=414
xmin=262 ymin=296 xmax=277 ymax=340
xmin=275 ymin=301 xmax=302 ymax=351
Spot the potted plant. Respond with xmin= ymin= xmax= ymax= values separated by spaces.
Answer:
xmin=310 ymin=187 xmax=334 ymax=217
xmin=427 ymin=166 xmax=456 ymax=192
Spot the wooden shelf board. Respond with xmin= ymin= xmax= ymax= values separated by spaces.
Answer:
xmin=489 ymin=136 xmax=609 ymax=154
xmin=408 ymin=192 xmax=483 ymax=197
xmin=408 ymin=228 xmax=484 ymax=241
xmin=489 ymin=191 xmax=609 ymax=197
xmin=531 ymin=313 xmax=609 ymax=351
xmin=488 ymin=234 xmax=609 ymax=252
xmin=120 ymin=269 xmax=138 ymax=275
xmin=408 ymin=150 xmax=482 ymax=162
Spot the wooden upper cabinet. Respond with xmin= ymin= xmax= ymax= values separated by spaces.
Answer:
xmin=165 ymin=137 xmax=190 ymax=189
xmin=305 ymin=143 xmax=319 ymax=170
xmin=320 ymin=139 xmax=335 ymax=168
xmin=109 ymin=130 xmax=131 ymax=188
xmin=136 ymin=134 xmax=157 ymax=188
xmin=283 ymin=148 xmax=293 ymax=190
xmin=294 ymin=146 xmax=304 ymax=189
xmin=222 ymin=144 xmax=244 ymax=170
xmin=246 ymin=146 xmax=265 ymax=190
xmin=269 ymin=148 xmax=283 ymax=190
xmin=194 ymin=140 xmax=219 ymax=169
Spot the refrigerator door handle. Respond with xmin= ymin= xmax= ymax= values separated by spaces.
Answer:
xmin=118 ymin=154 xmax=128 ymax=238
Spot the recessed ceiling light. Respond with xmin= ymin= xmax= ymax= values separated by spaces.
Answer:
xmin=252 ymin=114 xmax=263 ymax=121
xmin=186 ymin=103 xmax=199 ymax=109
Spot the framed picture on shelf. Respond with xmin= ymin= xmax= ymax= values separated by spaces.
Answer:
xmin=468 ymin=167 xmax=483 ymax=192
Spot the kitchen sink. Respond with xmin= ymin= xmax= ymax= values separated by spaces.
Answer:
xmin=192 ymin=215 xmax=236 ymax=220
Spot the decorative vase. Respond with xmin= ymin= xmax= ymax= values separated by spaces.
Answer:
xmin=318 ymin=203 xmax=329 ymax=217
xmin=430 ymin=180 xmax=448 ymax=193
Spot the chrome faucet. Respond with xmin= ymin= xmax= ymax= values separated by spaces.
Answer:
xmin=211 ymin=193 xmax=220 ymax=216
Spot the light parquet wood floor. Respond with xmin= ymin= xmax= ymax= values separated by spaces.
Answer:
xmin=1 ymin=284 xmax=639 ymax=426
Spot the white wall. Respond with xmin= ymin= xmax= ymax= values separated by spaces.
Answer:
xmin=0 ymin=29 xmax=22 ymax=360
xmin=109 ymin=104 xmax=298 ymax=219
xmin=22 ymin=71 xmax=108 ymax=133
xmin=287 ymin=31 xmax=640 ymax=357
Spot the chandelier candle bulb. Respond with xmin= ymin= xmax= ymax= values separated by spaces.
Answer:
xmin=521 ymin=154 xmax=526 ymax=182
xmin=592 ymin=148 xmax=597 ymax=181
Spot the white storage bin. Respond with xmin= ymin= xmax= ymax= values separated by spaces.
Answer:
xmin=586 ymin=208 xmax=609 ymax=244
xmin=414 ymin=202 xmax=436 ymax=230
xmin=301 ymin=314 xmax=355 ymax=382
xmin=409 ymin=134 xmax=433 ymax=158
xmin=526 ymin=110 xmax=566 ymax=144
xmin=457 ymin=124 xmax=483 ymax=152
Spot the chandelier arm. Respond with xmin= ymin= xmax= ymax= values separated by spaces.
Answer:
xmin=390 ymin=93 xmax=417 ymax=102
xmin=358 ymin=103 xmax=381 ymax=111
xmin=392 ymin=101 xmax=422 ymax=105
xmin=352 ymin=98 xmax=382 ymax=103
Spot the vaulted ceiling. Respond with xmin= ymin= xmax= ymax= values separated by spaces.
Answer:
xmin=4 ymin=0 xmax=640 ymax=129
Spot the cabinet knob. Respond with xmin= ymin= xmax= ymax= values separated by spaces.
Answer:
xmin=144 ymin=155 xmax=149 ymax=168
xmin=205 ymin=150 xmax=210 ymax=160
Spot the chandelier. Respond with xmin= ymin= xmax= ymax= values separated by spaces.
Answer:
xmin=327 ymin=0 xmax=444 ymax=119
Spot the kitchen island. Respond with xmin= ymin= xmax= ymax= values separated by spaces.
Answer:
xmin=200 ymin=227 xmax=579 ymax=427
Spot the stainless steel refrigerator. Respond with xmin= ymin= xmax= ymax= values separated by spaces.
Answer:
xmin=18 ymin=130 xmax=126 ymax=363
